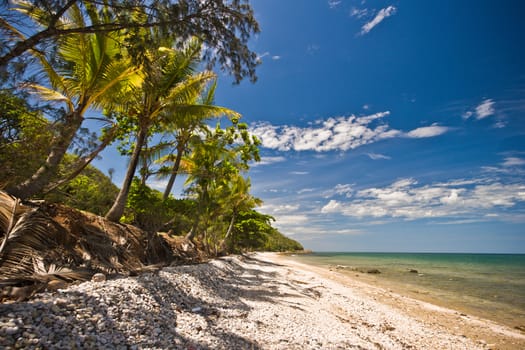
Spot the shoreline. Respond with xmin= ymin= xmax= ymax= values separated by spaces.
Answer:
xmin=1 ymin=252 xmax=524 ymax=349
xmin=266 ymin=252 xmax=525 ymax=349
xmin=279 ymin=252 xmax=525 ymax=330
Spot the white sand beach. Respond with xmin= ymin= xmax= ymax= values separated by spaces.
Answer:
xmin=1 ymin=252 xmax=524 ymax=349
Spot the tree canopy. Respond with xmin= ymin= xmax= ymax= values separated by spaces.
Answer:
xmin=0 ymin=0 xmax=260 ymax=83
xmin=0 ymin=0 xmax=304 ymax=256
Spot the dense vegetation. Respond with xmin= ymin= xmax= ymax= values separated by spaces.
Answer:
xmin=0 ymin=0 xmax=302 ymax=255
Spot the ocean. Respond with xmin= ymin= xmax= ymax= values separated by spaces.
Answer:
xmin=287 ymin=252 xmax=525 ymax=329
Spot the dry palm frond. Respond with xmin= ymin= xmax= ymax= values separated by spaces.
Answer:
xmin=32 ymin=257 xmax=90 ymax=283
xmin=0 ymin=190 xmax=31 ymax=236
xmin=0 ymin=190 xmax=187 ymax=300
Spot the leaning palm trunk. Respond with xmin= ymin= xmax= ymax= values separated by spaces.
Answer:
xmin=43 ymin=124 xmax=118 ymax=194
xmin=8 ymin=111 xmax=84 ymax=199
xmin=218 ymin=212 xmax=236 ymax=254
xmin=162 ymin=144 xmax=185 ymax=200
xmin=105 ymin=128 xmax=147 ymax=222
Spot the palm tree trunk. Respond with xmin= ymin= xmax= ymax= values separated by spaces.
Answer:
xmin=42 ymin=124 xmax=118 ymax=194
xmin=162 ymin=144 xmax=185 ymax=200
xmin=219 ymin=211 xmax=236 ymax=254
xmin=8 ymin=112 xmax=83 ymax=200
xmin=105 ymin=127 xmax=147 ymax=222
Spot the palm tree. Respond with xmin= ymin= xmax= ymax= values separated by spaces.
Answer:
xmin=158 ymin=80 xmax=237 ymax=200
xmin=183 ymin=123 xmax=260 ymax=250
xmin=218 ymin=175 xmax=262 ymax=253
xmin=105 ymin=39 xmax=239 ymax=222
xmin=8 ymin=2 xmax=138 ymax=199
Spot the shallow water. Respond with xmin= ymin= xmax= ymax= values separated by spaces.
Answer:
xmin=288 ymin=252 xmax=525 ymax=329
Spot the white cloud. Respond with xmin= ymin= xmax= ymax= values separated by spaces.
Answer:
xmin=351 ymin=7 xmax=369 ymax=19
xmin=257 ymin=52 xmax=269 ymax=60
xmin=257 ymin=52 xmax=281 ymax=62
xmin=290 ymin=171 xmax=309 ymax=175
xmin=405 ymin=125 xmax=449 ymax=138
xmin=321 ymin=199 xmax=342 ymax=213
xmin=360 ymin=5 xmax=397 ymax=35
xmin=320 ymin=177 xmax=525 ymax=221
xmin=323 ymin=184 xmax=354 ymax=198
xmin=250 ymin=112 xmax=450 ymax=153
xmin=146 ymin=179 xmax=169 ymax=191
xmin=475 ymin=99 xmax=495 ymax=119
xmin=328 ymin=0 xmax=342 ymax=9
xmin=260 ymin=203 xmax=300 ymax=214
xmin=272 ymin=214 xmax=310 ymax=225
xmin=366 ymin=152 xmax=391 ymax=160
xmin=502 ymin=157 xmax=525 ymax=167
xmin=439 ymin=189 xmax=463 ymax=205
xmin=462 ymin=111 xmax=473 ymax=120
xmin=481 ymin=157 xmax=525 ymax=176
xmin=333 ymin=229 xmax=363 ymax=235
xmin=252 ymin=156 xmax=287 ymax=166
xmin=493 ymin=120 xmax=507 ymax=128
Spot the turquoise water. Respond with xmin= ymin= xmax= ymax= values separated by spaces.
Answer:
xmin=288 ymin=252 xmax=525 ymax=328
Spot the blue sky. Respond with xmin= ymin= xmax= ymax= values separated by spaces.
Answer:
xmin=97 ymin=0 xmax=525 ymax=253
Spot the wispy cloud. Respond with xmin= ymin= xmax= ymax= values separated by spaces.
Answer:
xmin=290 ymin=171 xmax=309 ymax=175
xmin=321 ymin=176 xmax=525 ymax=222
xmin=328 ymin=0 xmax=342 ymax=9
xmin=366 ymin=152 xmax=391 ymax=160
xmin=502 ymin=157 xmax=525 ymax=167
xmin=250 ymin=112 xmax=449 ymax=152
xmin=252 ymin=156 xmax=287 ymax=166
xmin=360 ymin=5 xmax=397 ymax=35
xmin=260 ymin=203 xmax=300 ymax=214
xmin=462 ymin=111 xmax=473 ymax=120
xmin=257 ymin=52 xmax=281 ymax=62
xmin=461 ymin=98 xmax=506 ymax=128
xmin=463 ymin=98 xmax=496 ymax=120
xmin=405 ymin=125 xmax=450 ymax=138
xmin=475 ymin=99 xmax=495 ymax=119
xmin=323 ymin=184 xmax=354 ymax=198
xmin=351 ymin=7 xmax=369 ymax=19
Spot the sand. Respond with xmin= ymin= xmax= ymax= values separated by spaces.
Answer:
xmin=1 ymin=252 xmax=524 ymax=349
xmin=263 ymin=252 xmax=525 ymax=349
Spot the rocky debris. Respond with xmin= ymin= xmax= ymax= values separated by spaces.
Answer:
xmin=91 ymin=273 xmax=106 ymax=283
xmin=0 ymin=254 xmax=490 ymax=350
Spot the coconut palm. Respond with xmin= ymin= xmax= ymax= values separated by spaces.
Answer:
xmin=218 ymin=175 xmax=262 ymax=253
xmin=183 ymin=123 xmax=260 ymax=251
xmin=8 ymin=2 xmax=138 ymax=199
xmin=157 ymin=80 xmax=234 ymax=200
xmin=105 ymin=38 xmax=240 ymax=222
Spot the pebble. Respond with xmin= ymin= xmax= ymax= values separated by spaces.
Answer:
xmin=0 ymin=255 xmax=491 ymax=350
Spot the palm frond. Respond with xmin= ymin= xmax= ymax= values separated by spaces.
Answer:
xmin=25 ymin=83 xmax=72 ymax=106
xmin=11 ymin=0 xmax=50 ymax=25
xmin=0 ymin=16 xmax=26 ymax=41
xmin=32 ymin=257 xmax=90 ymax=283
xmin=164 ymin=104 xmax=241 ymax=127
xmin=0 ymin=191 xmax=29 ymax=235
xmin=167 ymin=71 xmax=217 ymax=106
